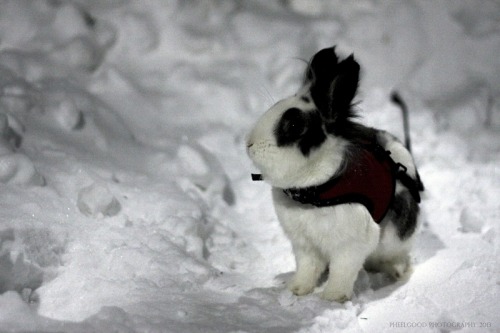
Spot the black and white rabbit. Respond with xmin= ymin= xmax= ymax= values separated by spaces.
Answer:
xmin=246 ymin=47 xmax=423 ymax=302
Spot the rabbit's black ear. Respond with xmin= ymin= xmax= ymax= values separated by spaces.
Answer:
xmin=308 ymin=51 xmax=360 ymax=129
xmin=304 ymin=46 xmax=339 ymax=83
xmin=325 ymin=55 xmax=360 ymax=122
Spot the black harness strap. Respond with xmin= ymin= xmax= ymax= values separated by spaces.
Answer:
xmin=251 ymin=143 xmax=422 ymax=222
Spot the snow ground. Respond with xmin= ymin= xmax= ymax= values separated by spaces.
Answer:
xmin=0 ymin=0 xmax=499 ymax=332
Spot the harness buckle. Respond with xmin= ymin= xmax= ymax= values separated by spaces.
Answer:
xmin=396 ymin=163 xmax=408 ymax=174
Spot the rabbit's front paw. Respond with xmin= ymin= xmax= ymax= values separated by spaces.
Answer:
xmin=287 ymin=276 xmax=316 ymax=296
xmin=320 ymin=287 xmax=351 ymax=303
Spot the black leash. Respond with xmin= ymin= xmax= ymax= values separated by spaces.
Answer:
xmin=391 ymin=91 xmax=412 ymax=153
xmin=391 ymin=91 xmax=424 ymax=192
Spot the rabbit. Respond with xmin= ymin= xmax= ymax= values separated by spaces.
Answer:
xmin=246 ymin=46 xmax=423 ymax=302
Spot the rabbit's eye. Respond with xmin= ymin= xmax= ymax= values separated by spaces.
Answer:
xmin=275 ymin=107 xmax=326 ymax=156
xmin=283 ymin=108 xmax=306 ymax=136
xmin=275 ymin=108 xmax=307 ymax=145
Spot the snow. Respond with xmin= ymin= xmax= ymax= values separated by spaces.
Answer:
xmin=0 ymin=0 xmax=498 ymax=332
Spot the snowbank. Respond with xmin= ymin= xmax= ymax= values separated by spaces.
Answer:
xmin=0 ymin=0 xmax=498 ymax=332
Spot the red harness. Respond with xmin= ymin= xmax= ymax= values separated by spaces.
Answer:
xmin=252 ymin=144 xmax=417 ymax=223
xmin=284 ymin=144 xmax=398 ymax=223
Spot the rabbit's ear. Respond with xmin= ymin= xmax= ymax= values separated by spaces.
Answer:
xmin=306 ymin=48 xmax=360 ymax=131
xmin=324 ymin=55 xmax=360 ymax=123
xmin=304 ymin=46 xmax=338 ymax=83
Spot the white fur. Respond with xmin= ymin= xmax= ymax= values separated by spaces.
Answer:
xmin=247 ymin=93 xmax=419 ymax=301
xmin=273 ymin=189 xmax=379 ymax=301
xmin=377 ymin=131 xmax=417 ymax=178
xmin=247 ymin=95 xmax=347 ymax=189
xmin=365 ymin=182 xmax=417 ymax=279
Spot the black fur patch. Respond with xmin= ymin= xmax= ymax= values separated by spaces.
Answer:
xmin=275 ymin=108 xmax=326 ymax=156
xmin=390 ymin=190 xmax=419 ymax=240
xmin=304 ymin=47 xmax=338 ymax=84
